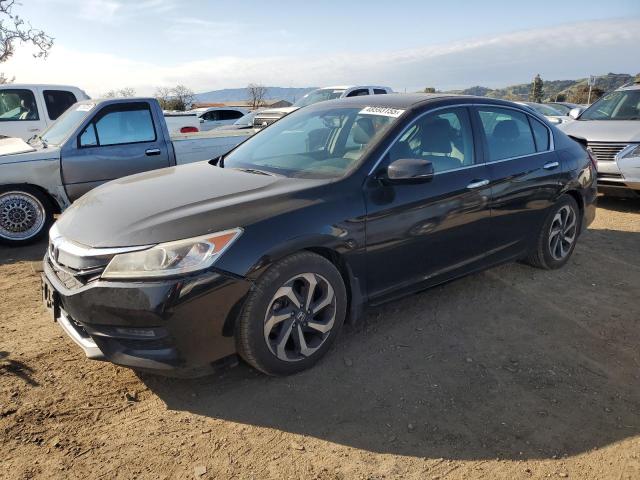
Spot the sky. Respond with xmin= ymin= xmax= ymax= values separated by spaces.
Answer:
xmin=2 ymin=0 xmax=639 ymax=96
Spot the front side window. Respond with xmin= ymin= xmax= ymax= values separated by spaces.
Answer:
xmin=0 ymin=89 xmax=39 ymax=121
xmin=223 ymin=106 xmax=398 ymax=178
xmin=79 ymin=103 xmax=156 ymax=147
xmin=387 ymin=107 xmax=475 ymax=173
xmin=477 ymin=107 xmax=536 ymax=161
xmin=43 ymin=90 xmax=77 ymax=120
xmin=580 ymin=89 xmax=640 ymax=121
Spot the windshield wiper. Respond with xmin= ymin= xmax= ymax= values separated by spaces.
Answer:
xmin=231 ymin=167 xmax=275 ymax=176
xmin=27 ymin=134 xmax=48 ymax=148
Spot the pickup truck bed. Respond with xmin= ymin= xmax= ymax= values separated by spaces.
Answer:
xmin=172 ymin=129 xmax=253 ymax=165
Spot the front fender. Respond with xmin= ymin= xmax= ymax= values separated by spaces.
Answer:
xmin=0 ymin=158 xmax=68 ymax=210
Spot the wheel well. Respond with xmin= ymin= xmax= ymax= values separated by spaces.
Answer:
xmin=0 ymin=183 xmax=62 ymax=214
xmin=565 ymin=190 xmax=584 ymax=214
xmin=305 ymin=246 xmax=356 ymax=323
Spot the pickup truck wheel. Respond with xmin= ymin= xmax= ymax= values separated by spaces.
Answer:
xmin=0 ymin=187 xmax=53 ymax=246
xmin=237 ymin=252 xmax=347 ymax=376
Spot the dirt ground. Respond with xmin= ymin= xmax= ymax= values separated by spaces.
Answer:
xmin=1 ymin=196 xmax=639 ymax=480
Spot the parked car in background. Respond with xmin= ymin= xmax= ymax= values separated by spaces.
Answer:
xmin=163 ymin=111 xmax=200 ymax=134
xmin=190 ymin=107 xmax=249 ymax=131
xmin=516 ymin=101 xmax=571 ymax=125
xmin=545 ymin=101 xmax=583 ymax=116
xmin=41 ymin=94 xmax=596 ymax=377
xmin=0 ymin=98 xmax=254 ymax=245
xmin=0 ymin=84 xmax=90 ymax=140
xmin=559 ymin=80 xmax=640 ymax=196
xmin=253 ymin=85 xmax=392 ymax=128
xmin=216 ymin=110 xmax=262 ymax=130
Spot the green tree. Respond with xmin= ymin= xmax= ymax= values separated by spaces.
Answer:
xmin=423 ymin=87 xmax=436 ymax=93
xmin=529 ymin=74 xmax=544 ymax=103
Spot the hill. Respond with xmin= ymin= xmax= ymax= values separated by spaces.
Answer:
xmin=194 ymin=86 xmax=316 ymax=104
xmin=447 ymin=73 xmax=638 ymax=102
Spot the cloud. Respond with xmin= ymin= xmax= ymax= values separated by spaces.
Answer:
xmin=2 ymin=18 xmax=638 ymax=96
xmin=66 ymin=0 xmax=179 ymax=23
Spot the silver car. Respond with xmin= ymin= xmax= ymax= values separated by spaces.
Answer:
xmin=559 ymin=81 xmax=640 ymax=196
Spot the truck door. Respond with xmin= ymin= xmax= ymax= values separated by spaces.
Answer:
xmin=0 ymin=87 xmax=48 ymax=140
xmin=60 ymin=101 xmax=171 ymax=202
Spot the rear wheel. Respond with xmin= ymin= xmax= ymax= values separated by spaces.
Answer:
xmin=526 ymin=194 xmax=580 ymax=270
xmin=0 ymin=186 xmax=54 ymax=246
xmin=237 ymin=252 xmax=347 ymax=376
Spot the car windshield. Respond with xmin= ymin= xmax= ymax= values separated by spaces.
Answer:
xmin=222 ymin=106 xmax=400 ymax=179
xmin=39 ymin=103 xmax=94 ymax=145
xmin=580 ymin=89 xmax=640 ymax=120
xmin=548 ymin=103 xmax=571 ymax=115
xmin=294 ymin=89 xmax=346 ymax=108
xmin=234 ymin=111 xmax=258 ymax=125
xmin=527 ymin=103 xmax=562 ymax=116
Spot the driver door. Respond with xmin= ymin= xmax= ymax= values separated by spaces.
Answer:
xmin=364 ymin=107 xmax=493 ymax=302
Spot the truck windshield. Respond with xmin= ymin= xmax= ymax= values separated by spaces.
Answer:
xmin=580 ymin=90 xmax=640 ymax=121
xmin=294 ymin=89 xmax=346 ymax=108
xmin=39 ymin=104 xmax=94 ymax=145
xmin=222 ymin=105 xmax=399 ymax=179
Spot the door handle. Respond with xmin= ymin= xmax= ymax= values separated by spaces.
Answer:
xmin=543 ymin=161 xmax=560 ymax=170
xmin=466 ymin=179 xmax=489 ymax=189
xmin=28 ymin=128 xmax=40 ymax=132
xmin=145 ymin=148 xmax=161 ymax=156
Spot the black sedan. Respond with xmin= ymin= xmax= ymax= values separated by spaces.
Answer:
xmin=42 ymin=94 xmax=597 ymax=377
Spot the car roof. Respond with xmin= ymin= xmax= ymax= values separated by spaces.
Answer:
xmin=0 ymin=83 xmax=83 ymax=89
xmin=311 ymin=92 xmax=467 ymax=109
xmin=317 ymin=85 xmax=391 ymax=91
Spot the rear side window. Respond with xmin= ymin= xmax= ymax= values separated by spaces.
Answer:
xmin=373 ymin=89 xmax=388 ymax=95
xmin=43 ymin=90 xmax=77 ymax=120
xmin=529 ymin=117 xmax=550 ymax=152
xmin=220 ymin=110 xmax=244 ymax=120
xmin=79 ymin=103 xmax=156 ymax=147
xmin=477 ymin=107 xmax=536 ymax=161
xmin=0 ymin=89 xmax=39 ymax=121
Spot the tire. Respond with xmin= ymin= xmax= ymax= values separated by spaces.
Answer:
xmin=526 ymin=194 xmax=580 ymax=270
xmin=237 ymin=251 xmax=347 ymax=376
xmin=0 ymin=186 xmax=54 ymax=246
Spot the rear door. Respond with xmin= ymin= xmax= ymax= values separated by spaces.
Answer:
xmin=60 ymin=101 xmax=171 ymax=201
xmin=0 ymin=87 xmax=47 ymax=139
xmin=474 ymin=105 xmax=563 ymax=259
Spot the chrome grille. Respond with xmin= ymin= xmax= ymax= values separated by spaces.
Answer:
xmin=587 ymin=142 xmax=628 ymax=162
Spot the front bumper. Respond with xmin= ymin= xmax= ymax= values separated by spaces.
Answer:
xmin=597 ymin=156 xmax=640 ymax=194
xmin=43 ymin=255 xmax=252 ymax=377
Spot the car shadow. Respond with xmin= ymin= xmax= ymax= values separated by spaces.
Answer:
xmin=140 ymin=228 xmax=640 ymax=461
xmin=597 ymin=194 xmax=640 ymax=213
xmin=0 ymin=239 xmax=47 ymax=267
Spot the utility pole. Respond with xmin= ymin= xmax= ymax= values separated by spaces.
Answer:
xmin=587 ymin=75 xmax=596 ymax=105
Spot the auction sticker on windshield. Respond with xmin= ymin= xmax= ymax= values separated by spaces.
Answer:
xmin=76 ymin=104 xmax=95 ymax=112
xmin=359 ymin=106 xmax=405 ymax=118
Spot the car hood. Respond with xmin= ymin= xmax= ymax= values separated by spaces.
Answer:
xmin=256 ymin=107 xmax=298 ymax=117
xmin=0 ymin=138 xmax=60 ymax=164
xmin=55 ymin=161 xmax=325 ymax=248
xmin=558 ymin=120 xmax=640 ymax=142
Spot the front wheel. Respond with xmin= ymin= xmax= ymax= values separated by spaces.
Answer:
xmin=237 ymin=252 xmax=347 ymax=376
xmin=0 ymin=186 xmax=54 ymax=246
xmin=526 ymin=194 xmax=580 ymax=270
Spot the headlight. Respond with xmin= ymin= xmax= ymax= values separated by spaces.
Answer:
xmin=102 ymin=228 xmax=242 ymax=279
xmin=616 ymin=144 xmax=640 ymax=160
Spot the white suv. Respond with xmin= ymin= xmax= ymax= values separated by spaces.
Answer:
xmin=560 ymin=80 xmax=640 ymax=196
xmin=0 ymin=84 xmax=90 ymax=140
xmin=253 ymin=85 xmax=393 ymax=128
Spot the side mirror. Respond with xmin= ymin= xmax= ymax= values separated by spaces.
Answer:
xmin=568 ymin=107 xmax=584 ymax=120
xmin=384 ymin=158 xmax=434 ymax=184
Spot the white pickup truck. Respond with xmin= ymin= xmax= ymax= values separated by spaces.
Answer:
xmin=0 ymin=97 xmax=255 ymax=245
xmin=0 ymin=84 xmax=90 ymax=140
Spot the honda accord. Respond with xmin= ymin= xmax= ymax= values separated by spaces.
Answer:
xmin=42 ymin=94 xmax=597 ymax=376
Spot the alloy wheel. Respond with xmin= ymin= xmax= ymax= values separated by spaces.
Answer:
xmin=263 ymin=272 xmax=337 ymax=362
xmin=548 ymin=205 xmax=577 ymax=261
xmin=0 ymin=191 xmax=46 ymax=241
